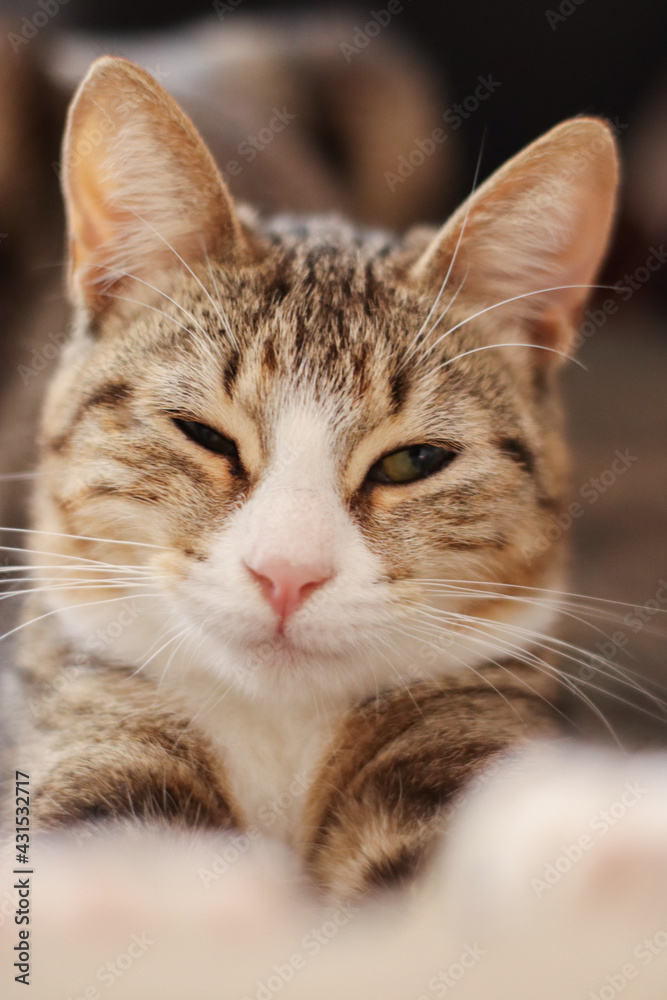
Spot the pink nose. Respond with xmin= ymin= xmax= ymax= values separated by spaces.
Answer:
xmin=245 ymin=557 xmax=332 ymax=622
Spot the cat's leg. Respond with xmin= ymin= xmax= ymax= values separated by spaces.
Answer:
xmin=301 ymin=667 xmax=561 ymax=899
xmin=14 ymin=666 xmax=240 ymax=833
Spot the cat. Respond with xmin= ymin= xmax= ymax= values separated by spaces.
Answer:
xmin=5 ymin=55 xmax=620 ymax=904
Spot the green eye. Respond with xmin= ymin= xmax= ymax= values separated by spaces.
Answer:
xmin=367 ymin=444 xmax=457 ymax=485
xmin=174 ymin=418 xmax=240 ymax=465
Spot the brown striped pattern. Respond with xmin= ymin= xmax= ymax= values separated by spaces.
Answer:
xmin=301 ymin=668 xmax=561 ymax=898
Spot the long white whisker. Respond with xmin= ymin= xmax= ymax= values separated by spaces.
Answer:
xmin=106 ymin=293 xmax=201 ymax=338
xmin=400 ymin=139 xmax=486 ymax=369
xmin=0 ymin=525 xmax=167 ymax=551
xmin=413 ymin=596 xmax=658 ymax=691
xmin=133 ymin=626 xmax=189 ymax=677
xmin=409 ymin=604 xmax=667 ymax=721
xmin=416 ymin=581 xmax=644 ymax=647
xmin=129 ymin=210 xmax=237 ymax=349
xmin=0 ymin=593 xmax=163 ymax=646
xmin=93 ymin=263 xmax=211 ymax=340
xmin=391 ymin=616 xmax=575 ymax=728
xmin=403 ymin=612 xmax=622 ymax=741
xmin=0 ymin=544 xmax=136 ymax=570
xmin=0 ymin=580 xmax=160 ymax=601
xmin=438 ymin=341 xmax=585 ymax=371
xmin=403 ymin=270 xmax=469 ymax=372
xmin=0 ymin=564 xmax=155 ymax=576
xmin=419 ymin=283 xmax=615 ymax=364
xmin=386 ymin=619 xmax=532 ymax=723
xmin=157 ymin=628 xmax=193 ymax=689
xmin=413 ymin=577 xmax=667 ymax=619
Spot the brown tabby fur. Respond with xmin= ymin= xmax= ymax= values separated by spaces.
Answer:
xmin=7 ymin=57 xmax=617 ymax=900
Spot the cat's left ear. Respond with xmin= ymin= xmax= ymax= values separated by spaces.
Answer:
xmin=62 ymin=56 xmax=255 ymax=313
xmin=411 ymin=118 xmax=619 ymax=361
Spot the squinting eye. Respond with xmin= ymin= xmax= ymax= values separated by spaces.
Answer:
xmin=367 ymin=444 xmax=457 ymax=485
xmin=174 ymin=418 xmax=240 ymax=465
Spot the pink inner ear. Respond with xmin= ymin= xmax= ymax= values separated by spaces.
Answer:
xmin=409 ymin=119 xmax=618 ymax=360
xmin=62 ymin=56 xmax=251 ymax=314
xmin=72 ymin=172 xmax=112 ymax=265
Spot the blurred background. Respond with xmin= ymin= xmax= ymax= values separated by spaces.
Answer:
xmin=0 ymin=0 xmax=666 ymax=742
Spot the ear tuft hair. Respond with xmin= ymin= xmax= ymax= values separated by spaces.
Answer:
xmin=62 ymin=56 xmax=253 ymax=312
xmin=411 ymin=118 xmax=619 ymax=361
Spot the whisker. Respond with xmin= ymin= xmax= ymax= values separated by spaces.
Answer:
xmin=93 ymin=263 xmax=211 ymax=341
xmin=385 ymin=618 xmax=534 ymax=724
xmin=409 ymin=600 xmax=643 ymax=685
xmin=0 ymin=544 xmax=135 ymax=570
xmin=400 ymin=138 xmax=486 ymax=369
xmin=0 ymin=593 xmax=163 ymax=646
xmin=0 ymin=525 xmax=168 ymax=552
xmin=414 ymin=578 xmax=667 ymax=624
xmin=133 ymin=625 xmax=189 ymax=677
xmin=402 ymin=612 xmax=623 ymax=741
xmin=416 ymin=581 xmax=644 ymax=647
xmin=0 ymin=564 xmax=155 ymax=576
xmin=106 ymin=292 xmax=203 ymax=338
xmin=157 ymin=628 xmax=193 ymax=689
xmin=409 ymin=604 xmax=667 ymax=723
xmin=0 ymin=580 xmax=161 ymax=601
xmin=416 ymin=283 xmax=615 ymax=366
xmin=438 ymin=341 xmax=585 ymax=371
xmin=201 ymin=240 xmax=239 ymax=351
xmin=128 ymin=210 xmax=238 ymax=350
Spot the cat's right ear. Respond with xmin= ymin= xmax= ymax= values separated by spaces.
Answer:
xmin=61 ymin=56 xmax=253 ymax=314
xmin=409 ymin=118 xmax=619 ymax=364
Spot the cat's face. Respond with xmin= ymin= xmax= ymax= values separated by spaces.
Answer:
xmin=33 ymin=58 xmax=618 ymax=701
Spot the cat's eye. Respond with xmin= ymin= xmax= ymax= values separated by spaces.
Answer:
xmin=366 ymin=444 xmax=457 ymax=485
xmin=173 ymin=418 xmax=240 ymax=465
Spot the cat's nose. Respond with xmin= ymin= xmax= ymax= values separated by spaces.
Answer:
xmin=245 ymin=557 xmax=332 ymax=621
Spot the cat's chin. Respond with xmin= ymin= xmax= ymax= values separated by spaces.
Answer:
xmin=182 ymin=625 xmax=391 ymax=703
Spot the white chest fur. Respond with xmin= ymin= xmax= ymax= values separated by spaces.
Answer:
xmin=157 ymin=666 xmax=343 ymax=842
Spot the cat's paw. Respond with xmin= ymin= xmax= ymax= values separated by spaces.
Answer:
xmin=442 ymin=744 xmax=667 ymax=914
xmin=0 ymin=824 xmax=308 ymax=999
xmin=426 ymin=744 xmax=667 ymax=1000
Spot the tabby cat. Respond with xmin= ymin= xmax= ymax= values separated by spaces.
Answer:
xmin=9 ymin=56 xmax=618 ymax=900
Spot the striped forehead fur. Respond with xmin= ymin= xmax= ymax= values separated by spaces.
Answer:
xmin=40 ymin=208 xmax=566 ymax=607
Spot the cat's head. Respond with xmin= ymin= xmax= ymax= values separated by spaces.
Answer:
xmin=33 ymin=57 xmax=618 ymax=702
